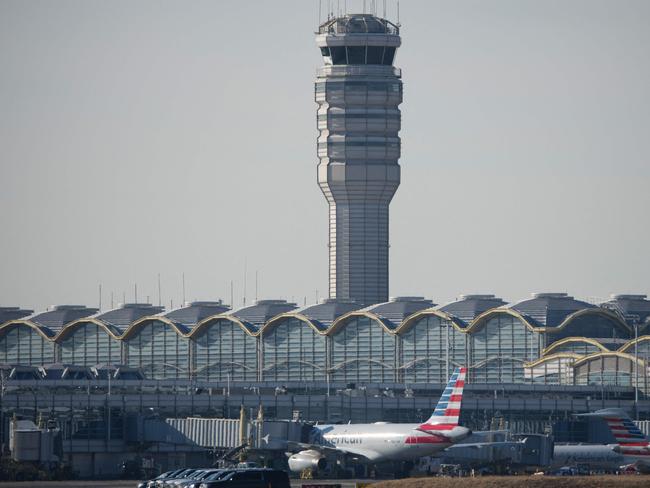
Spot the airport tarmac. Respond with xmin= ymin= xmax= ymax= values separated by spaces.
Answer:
xmin=0 ymin=480 xmax=371 ymax=488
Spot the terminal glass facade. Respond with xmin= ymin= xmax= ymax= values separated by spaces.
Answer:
xmin=261 ymin=318 xmax=326 ymax=382
xmin=193 ymin=319 xmax=257 ymax=381
xmin=469 ymin=315 xmax=541 ymax=383
xmin=331 ymin=317 xmax=396 ymax=383
xmin=400 ymin=315 xmax=466 ymax=384
xmin=125 ymin=320 xmax=189 ymax=380
xmin=59 ymin=322 xmax=121 ymax=366
xmin=0 ymin=325 xmax=55 ymax=366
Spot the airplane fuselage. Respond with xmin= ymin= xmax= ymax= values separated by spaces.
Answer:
xmin=315 ymin=423 xmax=470 ymax=463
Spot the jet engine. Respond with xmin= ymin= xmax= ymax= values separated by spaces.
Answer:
xmin=288 ymin=449 xmax=327 ymax=472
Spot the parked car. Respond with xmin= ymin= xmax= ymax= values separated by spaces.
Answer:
xmin=137 ymin=469 xmax=185 ymax=488
xmin=166 ymin=469 xmax=225 ymax=488
xmin=155 ymin=469 xmax=201 ymax=488
xmin=186 ymin=470 xmax=233 ymax=488
xmin=198 ymin=469 xmax=290 ymax=488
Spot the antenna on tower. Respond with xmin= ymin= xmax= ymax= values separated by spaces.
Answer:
xmin=110 ymin=291 xmax=114 ymax=309
xmin=157 ymin=273 xmax=162 ymax=307
xmin=397 ymin=0 xmax=400 ymax=24
xmin=98 ymin=283 xmax=102 ymax=310
xmin=182 ymin=272 xmax=186 ymax=304
xmin=230 ymin=280 xmax=234 ymax=309
xmin=242 ymin=259 xmax=247 ymax=306
xmin=134 ymin=283 xmax=138 ymax=303
xmin=383 ymin=0 xmax=386 ymax=18
xmin=255 ymin=270 xmax=259 ymax=302
xmin=319 ymin=0 xmax=322 ymax=24
xmin=363 ymin=0 xmax=366 ymax=13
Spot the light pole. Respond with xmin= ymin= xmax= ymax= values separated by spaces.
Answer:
xmin=633 ymin=316 xmax=639 ymax=421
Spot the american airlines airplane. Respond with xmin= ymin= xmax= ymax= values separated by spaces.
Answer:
xmin=287 ymin=367 xmax=471 ymax=473
xmin=553 ymin=408 xmax=650 ymax=472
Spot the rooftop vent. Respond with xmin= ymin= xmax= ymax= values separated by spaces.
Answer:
xmin=51 ymin=305 xmax=92 ymax=311
xmin=459 ymin=294 xmax=497 ymax=300
xmin=389 ymin=296 xmax=427 ymax=302
xmin=253 ymin=299 xmax=290 ymax=306
xmin=531 ymin=293 xmax=570 ymax=299
xmin=119 ymin=303 xmax=155 ymax=309
xmin=321 ymin=298 xmax=358 ymax=304
xmin=185 ymin=301 xmax=224 ymax=307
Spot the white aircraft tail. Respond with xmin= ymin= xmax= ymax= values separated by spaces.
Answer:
xmin=418 ymin=367 xmax=466 ymax=432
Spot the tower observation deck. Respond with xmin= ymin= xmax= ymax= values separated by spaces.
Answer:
xmin=315 ymin=14 xmax=402 ymax=306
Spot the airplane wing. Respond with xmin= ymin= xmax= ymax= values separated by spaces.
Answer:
xmin=285 ymin=441 xmax=339 ymax=454
xmin=285 ymin=441 xmax=374 ymax=462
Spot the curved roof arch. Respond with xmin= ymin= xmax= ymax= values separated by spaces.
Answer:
xmin=546 ymin=308 xmax=632 ymax=336
xmin=466 ymin=308 xmax=539 ymax=333
xmin=329 ymin=357 xmax=395 ymax=370
xmin=524 ymin=353 xmax=583 ymax=368
xmin=467 ymin=307 xmax=631 ymax=335
xmin=398 ymin=356 xmax=461 ymax=370
xmin=259 ymin=313 xmax=327 ymax=336
xmin=619 ymin=335 xmax=650 ymax=353
xmin=395 ymin=308 xmax=466 ymax=334
xmin=0 ymin=320 xmax=56 ymax=340
xmin=55 ymin=318 xmax=122 ymax=341
xmin=543 ymin=337 xmax=610 ymax=356
xmin=120 ymin=316 xmax=190 ymax=340
xmin=261 ymin=358 xmax=326 ymax=371
xmin=189 ymin=314 xmax=258 ymax=338
xmin=470 ymin=356 xmax=530 ymax=369
xmin=573 ymin=351 xmax=646 ymax=368
xmin=327 ymin=310 xmax=394 ymax=335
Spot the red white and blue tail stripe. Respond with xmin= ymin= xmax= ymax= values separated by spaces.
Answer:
xmin=579 ymin=409 xmax=650 ymax=456
xmin=418 ymin=367 xmax=466 ymax=432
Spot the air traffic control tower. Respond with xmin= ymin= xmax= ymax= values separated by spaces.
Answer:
xmin=316 ymin=14 xmax=402 ymax=305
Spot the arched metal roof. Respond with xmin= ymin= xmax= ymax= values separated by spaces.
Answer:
xmin=190 ymin=314 xmax=258 ymax=338
xmin=327 ymin=310 xmax=394 ymax=335
xmin=0 ymin=320 xmax=56 ymax=340
xmin=395 ymin=308 xmax=466 ymax=334
xmin=259 ymin=313 xmax=328 ymax=336
xmin=543 ymin=337 xmax=611 ymax=356
xmin=120 ymin=316 xmax=190 ymax=340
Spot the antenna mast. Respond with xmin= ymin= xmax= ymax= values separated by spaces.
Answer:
xmin=182 ymin=272 xmax=186 ymax=304
xmin=243 ymin=259 xmax=247 ymax=306
xmin=157 ymin=273 xmax=162 ymax=307
xmin=98 ymin=283 xmax=102 ymax=310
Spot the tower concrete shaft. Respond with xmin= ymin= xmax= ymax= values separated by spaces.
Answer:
xmin=315 ymin=14 xmax=402 ymax=306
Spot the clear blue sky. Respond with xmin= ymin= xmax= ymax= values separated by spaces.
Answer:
xmin=1 ymin=0 xmax=648 ymax=311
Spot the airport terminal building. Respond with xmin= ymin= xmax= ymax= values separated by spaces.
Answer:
xmin=1 ymin=12 xmax=649 ymax=477
xmin=1 ymin=292 xmax=650 ymax=389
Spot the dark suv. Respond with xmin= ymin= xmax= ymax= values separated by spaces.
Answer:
xmin=198 ymin=469 xmax=290 ymax=488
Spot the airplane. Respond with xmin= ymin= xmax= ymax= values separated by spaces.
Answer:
xmin=287 ymin=367 xmax=471 ymax=473
xmin=552 ymin=408 xmax=650 ymax=473
xmin=582 ymin=408 xmax=650 ymax=471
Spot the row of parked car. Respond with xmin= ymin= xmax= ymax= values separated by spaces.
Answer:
xmin=137 ymin=467 xmax=291 ymax=488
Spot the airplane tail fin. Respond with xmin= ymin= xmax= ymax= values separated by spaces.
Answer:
xmin=418 ymin=367 xmax=466 ymax=432
xmin=578 ymin=408 xmax=649 ymax=447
